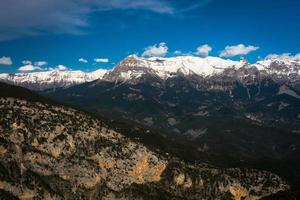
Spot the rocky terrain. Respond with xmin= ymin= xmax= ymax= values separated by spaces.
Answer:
xmin=1 ymin=55 xmax=300 ymax=199
xmin=47 ymin=56 xmax=300 ymax=161
xmin=0 ymin=82 xmax=290 ymax=199
xmin=43 ymin=55 xmax=300 ymax=198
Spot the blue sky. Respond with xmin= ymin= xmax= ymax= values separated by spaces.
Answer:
xmin=0 ymin=0 xmax=300 ymax=73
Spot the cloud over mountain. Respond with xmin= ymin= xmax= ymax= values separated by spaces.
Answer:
xmin=79 ymin=58 xmax=88 ymax=63
xmin=266 ymin=53 xmax=300 ymax=60
xmin=0 ymin=56 xmax=12 ymax=65
xmin=196 ymin=44 xmax=212 ymax=57
xmin=34 ymin=61 xmax=48 ymax=66
xmin=142 ymin=42 xmax=169 ymax=57
xmin=94 ymin=58 xmax=109 ymax=63
xmin=22 ymin=60 xmax=32 ymax=65
xmin=18 ymin=65 xmax=42 ymax=72
xmin=220 ymin=44 xmax=259 ymax=57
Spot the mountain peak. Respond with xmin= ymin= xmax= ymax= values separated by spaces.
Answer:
xmin=239 ymin=57 xmax=249 ymax=65
xmin=104 ymin=55 xmax=242 ymax=82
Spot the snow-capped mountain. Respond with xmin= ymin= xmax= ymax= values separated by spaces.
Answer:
xmin=46 ymin=54 xmax=300 ymax=175
xmin=0 ymin=69 xmax=108 ymax=90
xmin=47 ymin=55 xmax=300 ymax=135
xmin=253 ymin=57 xmax=300 ymax=82
xmin=104 ymin=55 xmax=300 ymax=84
xmin=1 ymin=55 xmax=300 ymax=90
xmin=104 ymin=55 xmax=243 ymax=81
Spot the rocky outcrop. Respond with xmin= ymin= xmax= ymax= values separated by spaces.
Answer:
xmin=0 ymin=97 xmax=289 ymax=199
xmin=0 ymin=97 xmax=167 ymax=198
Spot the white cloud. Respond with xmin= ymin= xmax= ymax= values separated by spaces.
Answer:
xmin=55 ymin=65 xmax=69 ymax=71
xmin=173 ymin=50 xmax=193 ymax=56
xmin=22 ymin=60 xmax=48 ymax=67
xmin=94 ymin=58 xmax=109 ymax=63
xmin=266 ymin=53 xmax=290 ymax=60
xmin=18 ymin=60 xmax=48 ymax=72
xmin=0 ymin=56 xmax=12 ymax=65
xmin=22 ymin=60 xmax=47 ymax=66
xmin=79 ymin=58 xmax=88 ymax=63
xmin=18 ymin=63 xmax=69 ymax=72
xmin=142 ymin=42 xmax=168 ymax=57
xmin=34 ymin=61 xmax=47 ymax=66
xmin=265 ymin=53 xmax=300 ymax=60
xmin=22 ymin=60 xmax=32 ymax=65
xmin=48 ymin=65 xmax=69 ymax=71
xmin=220 ymin=44 xmax=259 ymax=57
xmin=196 ymin=44 xmax=212 ymax=57
xmin=18 ymin=65 xmax=42 ymax=72
xmin=174 ymin=50 xmax=183 ymax=55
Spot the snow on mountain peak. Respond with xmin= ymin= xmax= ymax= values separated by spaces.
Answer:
xmin=106 ymin=55 xmax=242 ymax=81
xmin=0 ymin=69 xmax=109 ymax=90
xmin=253 ymin=57 xmax=300 ymax=76
xmin=1 ymin=54 xmax=299 ymax=90
xmin=105 ymin=54 xmax=300 ymax=83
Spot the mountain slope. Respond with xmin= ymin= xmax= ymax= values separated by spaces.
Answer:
xmin=47 ymin=55 xmax=300 ymax=130
xmin=0 ymin=80 xmax=55 ymax=103
xmin=0 ymin=82 xmax=289 ymax=199
xmin=45 ymin=56 xmax=300 ymax=192
xmin=0 ymin=69 xmax=108 ymax=91
xmin=48 ymin=78 xmax=300 ymax=158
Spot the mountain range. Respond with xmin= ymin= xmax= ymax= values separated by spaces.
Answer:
xmin=0 ymin=82 xmax=290 ymax=199
xmin=0 ymin=69 xmax=108 ymax=91
xmin=1 ymin=55 xmax=300 ymax=91
xmin=41 ymin=55 xmax=300 ymax=131
xmin=1 ymin=55 xmax=300 ymax=198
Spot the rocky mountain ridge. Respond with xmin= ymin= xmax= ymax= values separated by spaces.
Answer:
xmin=0 ymin=69 xmax=108 ymax=91
xmin=103 ymin=55 xmax=300 ymax=87
xmin=1 ymin=55 xmax=300 ymax=91
xmin=45 ymin=55 xmax=300 ymax=194
xmin=0 ymin=82 xmax=289 ymax=199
